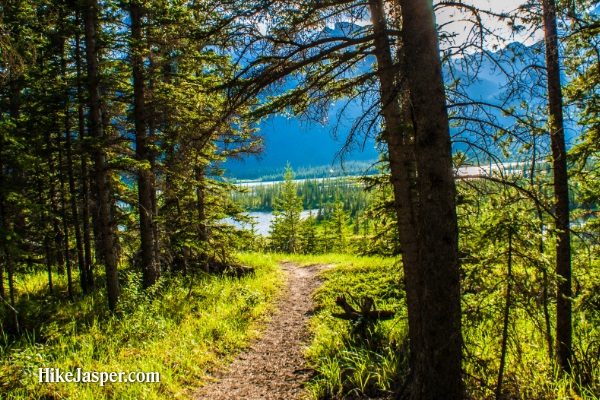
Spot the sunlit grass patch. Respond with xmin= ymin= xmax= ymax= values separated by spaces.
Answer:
xmin=298 ymin=251 xmax=600 ymax=400
xmin=294 ymin=254 xmax=408 ymax=399
xmin=0 ymin=253 xmax=283 ymax=399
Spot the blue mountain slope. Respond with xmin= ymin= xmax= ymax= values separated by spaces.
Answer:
xmin=224 ymin=23 xmax=380 ymax=179
xmin=224 ymin=29 xmax=563 ymax=180
xmin=224 ymin=113 xmax=380 ymax=179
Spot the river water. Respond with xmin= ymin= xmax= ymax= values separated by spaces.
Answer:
xmin=223 ymin=210 xmax=318 ymax=236
xmin=226 ymin=162 xmax=526 ymax=236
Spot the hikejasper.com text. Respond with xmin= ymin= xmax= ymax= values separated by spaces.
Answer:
xmin=38 ymin=368 xmax=160 ymax=386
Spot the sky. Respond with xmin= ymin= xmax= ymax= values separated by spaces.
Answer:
xmin=257 ymin=1 xmax=541 ymax=49
xmin=435 ymin=0 xmax=544 ymax=50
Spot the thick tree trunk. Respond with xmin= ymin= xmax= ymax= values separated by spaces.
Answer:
xmin=58 ymin=131 xmax=75 ymax=301
xmin=80 ymin=151 xmax=94 ymax=289
xmin=148 ymin=59 xmax=161 ymax=277
xmin=531 ymin=145 xmax=555 ymax=360
xmin=130 ymin=1 xmax=159 ymax=288
xmin=83 ymin=0 xmax=120 ymax=310
xmin=62 ymin=31 xmax=88 ymax=294
xmin=398 ymin=2 xmax=462 ymax=397
xmin=59 ymin=37 xmax=75 ymax=300
xmin=75 ymin=14 xmax=95 ymax=290
xmin=542 ymin=0 xmax=572 ymax=373
xmin=66 ymin=118 xmax=88 ymax=293
xmin=369 ymin=0 xmax=462 ymax=398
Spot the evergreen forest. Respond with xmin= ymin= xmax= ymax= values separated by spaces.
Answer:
xmin=2 ymin=0 xmax=600 ymax=399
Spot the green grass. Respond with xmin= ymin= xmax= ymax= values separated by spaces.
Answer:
xmin=5 ymin=251 xmax=599 ymax=399
xmin=0 ymin=253 xmax=284 ymax=399
xmin=461 ymin=306 xmax=600 ymax=399
xmin=278 ymin=254 xmax=408 ymax=399
xmin=291 ymin=253 xmax=600 ymax=400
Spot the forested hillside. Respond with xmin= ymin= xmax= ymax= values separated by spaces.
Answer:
xmin=2 ymin=0 xmax=600 ymax=399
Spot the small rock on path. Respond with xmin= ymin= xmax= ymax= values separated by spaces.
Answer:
xmin=195 ymin=262 xmax=324 ymax=400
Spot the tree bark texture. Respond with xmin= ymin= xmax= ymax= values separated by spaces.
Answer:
xmin=369 ymin=0 xmax=463 ymax=398
xmin=83 ymin=0 xmax=120 ymax=310
xmin=58 ymin=129 xmax=75 ymax=301
xmin=61 ymin=27 xmax=89 ymax=294
xmin=75 ymin=14 xmax=95 ymax=290
xmin=542 ymin=0 xmax=572 ymax=373
xmin=130 ymin=1 xmax=159 ymax=288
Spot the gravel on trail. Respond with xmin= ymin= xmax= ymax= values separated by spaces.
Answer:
xmin=195 ymin=262 xmax=325 ymax=400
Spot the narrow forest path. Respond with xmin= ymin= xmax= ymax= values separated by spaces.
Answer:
xmin=195 ymin=262 xmax=326 ymax=400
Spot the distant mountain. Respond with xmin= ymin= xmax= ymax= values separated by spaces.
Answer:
xmin=224 ymin=25 xmax=568 ymax=180
xmin=224 ymin=112 xmax=380 ymax=180
xmin=224 ymin=23 xmax=380 ymax=180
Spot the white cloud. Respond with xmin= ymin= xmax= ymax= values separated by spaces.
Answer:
xmin=435 ymin=0 xmax=543 ymax=51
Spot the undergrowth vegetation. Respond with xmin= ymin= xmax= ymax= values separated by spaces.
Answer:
xmin=284 ymin=253 xmax=600 ymax=400
xmin=458 ymin=182 xmax=600 ymax=399
xmin=0 ymin=253 xmax=283 ymax=399
xmin=279 ymin=254 xmax=408 ymax=399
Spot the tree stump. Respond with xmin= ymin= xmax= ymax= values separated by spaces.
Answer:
xmin=332 ymin=295 xmax=394 ymax=337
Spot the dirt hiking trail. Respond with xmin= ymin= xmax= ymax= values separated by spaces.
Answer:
xmin=195 ymin=262 xmax=326 ymax=400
